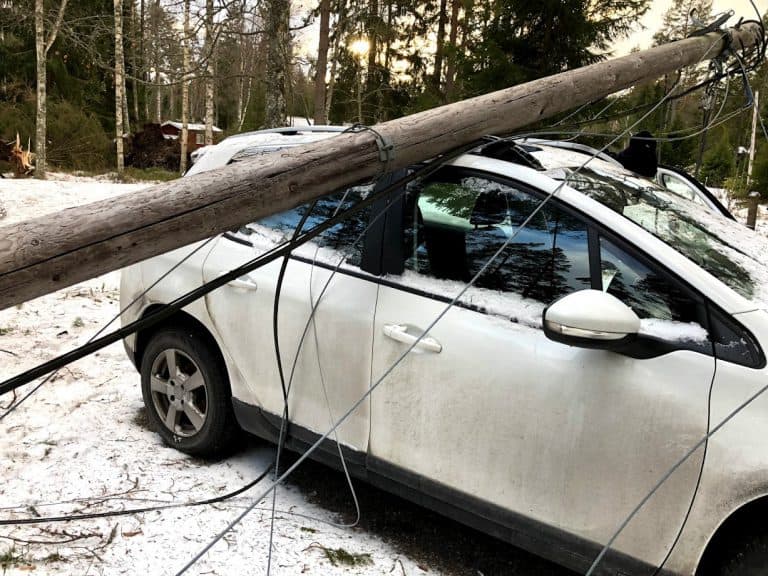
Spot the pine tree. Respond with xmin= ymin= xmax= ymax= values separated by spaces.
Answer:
xmin=653 ymin=0 xmax=713 ymax=45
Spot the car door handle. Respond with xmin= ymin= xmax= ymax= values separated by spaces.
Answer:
xmin=383 ymin=324 xmax=442 ymax=353
xmin=227 ymin=274 xmax=258 ymax=291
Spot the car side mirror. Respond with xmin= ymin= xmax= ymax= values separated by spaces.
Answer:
xmin=543 ymin=290 xmax=640 ymax=350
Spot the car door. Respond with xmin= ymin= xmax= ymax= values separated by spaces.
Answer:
xmin=201 ymin=185 xmax=379 ymax=455
xmin=367 ymin=167 xmax=715 ymax=573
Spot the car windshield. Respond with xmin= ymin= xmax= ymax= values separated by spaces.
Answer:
xmin=554 ymin=164 xmax=768 ymax=304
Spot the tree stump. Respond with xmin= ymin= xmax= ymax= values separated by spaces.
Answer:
xmin=9 ymin=134 xmax=35 ymax=177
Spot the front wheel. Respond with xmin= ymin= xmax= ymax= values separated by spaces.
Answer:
xmin=140 ymin=328 xmax=237 ymax=458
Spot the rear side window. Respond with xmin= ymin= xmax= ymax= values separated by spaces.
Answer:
xmin=228 ymin=184 xmax=374 ymax=267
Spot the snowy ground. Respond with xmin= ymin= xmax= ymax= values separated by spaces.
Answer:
xmin=0 ymin=175 xmax=435 ymax=576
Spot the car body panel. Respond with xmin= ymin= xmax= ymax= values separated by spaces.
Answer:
xmin=120 ymin=133 xmax=768 ymax=576
xmin=368 ymin=187 xmax=713 ymax=573
xmin=663 ymin=308 xmax=768 ymax=575
xmin=200 ymin=237 xmax=377 ymax=453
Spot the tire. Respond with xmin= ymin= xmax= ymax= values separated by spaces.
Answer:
xmin=140 ymin=327 xmax=238 ymax=458
xmin=707 ymin=532 xmax=768 ymax=576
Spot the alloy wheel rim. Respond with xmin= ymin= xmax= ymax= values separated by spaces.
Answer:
xmin=149 ymin=348 xmax=208 ymax=438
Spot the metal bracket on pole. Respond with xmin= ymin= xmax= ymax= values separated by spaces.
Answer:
xmin=688 ymin=10 xmax=734 ymax=39
xmin=346 ymin=123 xmax=396 ymax=173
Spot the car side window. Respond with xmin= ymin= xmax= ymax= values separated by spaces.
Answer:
xmin=229 ymin=184 xmax=374 ymax=267
xmin=401 ymin=173 xmax=591 ymax=309
xmin=599 ymin=237 xmax=699 ymax=322
xmin=599 ymin=236 xmax=713 ymax=353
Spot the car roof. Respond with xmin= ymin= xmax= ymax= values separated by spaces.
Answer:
xmin=185 ymin=125 xmax=347 ymax=177
xmin=522 ymin=143 xmax=637 ymax=178
xmin=514 ymin=138 xmax=622 ymax=167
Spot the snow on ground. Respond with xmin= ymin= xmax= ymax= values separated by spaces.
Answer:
xmin=0 ymin=176 xmax=429 ymax=576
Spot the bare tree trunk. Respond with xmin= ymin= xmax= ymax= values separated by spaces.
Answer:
xmin=365 ymin=0 xmax=378 ymax=122
xmin=123 ymin=78 xmax=131 ymax=136
xmin=378 ymin=0 xmax=393 ymax=120
xmin=115 ymin=0 xmax=125 ymax=173
xmin=313 ymin=0 xmax=330 ymax=125
xmin=324 ymin=0 xmax=346 ymax=121
xmin=236 ymin=6 xmax=245 ymax=129
xmin=204 ymin=0 xmax=215 ymax=145
xmin=34 ymin=0 xmax=46 ymax=178
xmin=444 ymin=0 xmax=461 ymax=101
xmin=432 ymin=0 xmax=448 ymax=91
xmin=264 ymin=0 xmax=290 ymax=127
xmin=140 ymin=0 xmax=148 ymax=121
xmin=130 ymin=0 xmax=140 ymax=125
xmin=153 ymin=0 xmax=161 ymax=124
xmin=34 ymin=0 xmax=68 ymax=179
xmin=238 ymin=80 xmax=252 ymax=131
xmin=180 ymin=0 xmax=190 ymax=173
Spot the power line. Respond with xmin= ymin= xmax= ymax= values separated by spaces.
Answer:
xmin=0 ymin=237 xmax=217 ymax=422
xmin=0 ymin=464 xmax=273 ymax=526
xmin=174 ymin=40 xmax=694 ymax=574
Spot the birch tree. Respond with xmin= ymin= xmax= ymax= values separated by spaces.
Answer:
xmin=180 ymin=0 xmax=190 ymax=173
xmin=204 ymin=0 xmax=215 ymax=145
xmin=235 ymin=3 xmax=253 ymax=131
xmin=115 ymin=0 xmax=125 ymax=173
xmin=152 ymin=0 xmax=162 ymax=123
xmin=34 ymin=0 xmax=69 ymax=179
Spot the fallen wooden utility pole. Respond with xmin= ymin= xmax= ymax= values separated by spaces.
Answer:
xmin=0 ymin=22 xmax=761 ymax=311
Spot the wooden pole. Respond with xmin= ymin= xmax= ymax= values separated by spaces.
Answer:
xmin=747 ymin=90 xmax=760 ymax=189
xmin=0 ymin=23 xmax=761 ymax=311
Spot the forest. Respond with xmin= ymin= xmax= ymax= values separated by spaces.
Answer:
xmin=0 ymin=0 xmax=766 ymax=197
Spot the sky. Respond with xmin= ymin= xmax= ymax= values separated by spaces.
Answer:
xmin=613 ymin=0 xmax=764 ymax=55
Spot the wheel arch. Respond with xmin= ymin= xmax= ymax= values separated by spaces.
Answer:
xmin=695 ymin=493 xmax=768 ymax=575
xmin=135 ymin=305 xmax=228 ymax=384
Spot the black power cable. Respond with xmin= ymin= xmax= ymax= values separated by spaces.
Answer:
xmin=0 ymin=139 xmax=483 ymax=400
xmin=272 ymin=200 xmax=318 ymax=432
xmin=0 ymin=464 xmax=274 ymax=527
xmin=0 ymin=237 xmax=218 ymax=422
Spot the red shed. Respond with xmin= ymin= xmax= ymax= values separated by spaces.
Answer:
xmin=160 ymin=121 xmax=223 ymax=153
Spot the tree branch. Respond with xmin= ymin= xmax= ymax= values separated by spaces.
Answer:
xmin=45 ymin=0 xmax=70 ymax=55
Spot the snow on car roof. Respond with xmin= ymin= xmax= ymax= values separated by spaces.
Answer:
xmin=526 ymin=145 xmax=630 ymax=177
xmin=185 ymin=127 xmax=345 ymax=177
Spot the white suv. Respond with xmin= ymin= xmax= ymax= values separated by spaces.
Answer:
xmin=121 ymin=129 xmax=768 ymax=576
